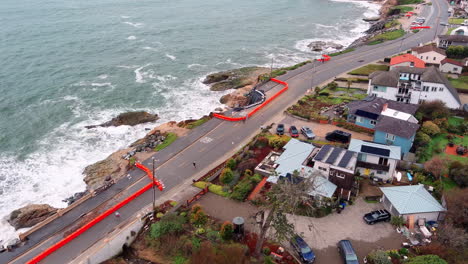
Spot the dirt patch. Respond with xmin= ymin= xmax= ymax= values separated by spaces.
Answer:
xmin=445 ymin=145 xmax=468 ymax=157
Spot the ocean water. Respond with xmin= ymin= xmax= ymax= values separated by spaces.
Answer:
xmin=0 ymin=0 xmax=379 ymax=244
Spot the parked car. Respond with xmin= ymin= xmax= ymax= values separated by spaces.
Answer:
xmin=440 ymin=22 xmax=448 ymax=26
xmin=289 ymin=126 xmax=299 ymax=138
xmin=363 ymin=209 xmax=391 ymax=225
xmin=338 ymin=240 xmax=359 ymax=264
xmin=325 ymin=130 xmax=351 ymax=143
xmin=301 ymin=127 xmax=315 ymax=140
xmin=290 ymin=235 xmax=316 ymax=263
xmin=276 ymin=123 xmax=285 ymax=135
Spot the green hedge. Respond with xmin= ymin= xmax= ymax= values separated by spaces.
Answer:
xmin=193 ymin=181 xmax=229 ymax=197
xmin=154 ymin=132 xmax=178 ymax=151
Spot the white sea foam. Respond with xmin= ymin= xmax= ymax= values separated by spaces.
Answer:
xmin=134 ymin=64 xmax=152 ymax=83
xmin=215 ymin=58 xmax=242 ymax=67
xmin=127 ymin=36 xmax=137 ymax=40
xmin=165 ymin=54 xmax=176 ymax=61
xmin=330 ymin=0 xmax=380 ymax=18
xmin=187 ymin=64 xmax=206 ymax=69
xmin=123 ymin=21 xmax=144 ymax=28
xmin=121 ymin=15 xmax=130 ymax=19
xmin=142 ymin=46 xmax=158 ymax=51
xmin=98 ymin=74 xmax=109 ymax=80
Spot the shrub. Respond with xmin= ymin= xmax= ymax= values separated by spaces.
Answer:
xmin=417 ymin=100 xmax=450 ymax=120
xmin=415 ymin=132 xmax=431 ymax=147
xmin=191 ymin=204 xmax=203 ymax=215
xmin=220 ymin=221 xmax=234 ymax=240
xmin=424 ymin=157 xmax=448 ymax=179
xmin=251 ymin=174 xmax=263 ymax=184
xmin=244 ymin=169 xmax=253 ymax=177
xmin=226 ymin=158 xmax=237 ymax=170
xmin=399 ymin=248 xmax=409 ymax=256
xmin=407 ymin=255 xmax=447 ymax=264
xmin=231 ymin=180 xmax=253 ymax=201
xmin=262 ymin=246 xmax=271 ymax=255
xmin=390 ymin=216 xmax=405 ymax=227
xmin=421 ymin=121 xmax=441 ymax=136
xmin=220 ymin=168 xmax=235 ymax=185
xmin=190 ymin=210 xmax=208 ymax=226
xmin=173 ymin=255 xmax=188 ymax=264
xmin=450 ymin=164 xmax=468 ymax=187
xmin=195 ymin=227 xmax=205 ymax=235
xmin=367 ymin=250 xmax=391 ymax=264
xmin=208 ymin=184 xmax=229 ymax=197
xmin=433 ymin=118 xmax=448 ymax=130
xmin=150 ymin=214 xmax=185 ymax=239
xmin=156 ymin=212 xmax=164 ymax=218
xmin=264 ymin=256 xmax=275 ymax=264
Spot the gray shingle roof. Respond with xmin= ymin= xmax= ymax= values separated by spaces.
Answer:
xmin=374 ymin=115 xmax=420 ymax=139
xmin=438 ymin=34 xmax=468 ymax=43
xmin=381 ymin=185 xmax=445 ymax=214
xmin=346 ymin=96 xmax=419 ymax=116
xmin=369 ymin=70 xmax=399 ymax=87
xmin=411 ymin=45 xmax=446 ymax=56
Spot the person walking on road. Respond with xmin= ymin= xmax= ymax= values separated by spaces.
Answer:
xmin=115 ymin=211 xmax=121 ymax=218
xmin=193 ymin=162 xmax=196 ymax=168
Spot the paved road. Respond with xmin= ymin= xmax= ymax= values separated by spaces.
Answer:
xmin=2 ymin=0 xmax=448 ymax=263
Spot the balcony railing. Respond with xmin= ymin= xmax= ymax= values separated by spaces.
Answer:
xmin=356 ymin=160 xmax=390 ymax=172
xmin=396 ymin=92 xmax=412 ymax=98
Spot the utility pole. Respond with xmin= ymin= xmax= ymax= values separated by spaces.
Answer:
xmin=151 ymin=157 xmax=157 ymax=214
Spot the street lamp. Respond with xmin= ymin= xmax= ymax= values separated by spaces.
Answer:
xmin=151 ymin=157 xmax=159 ymax=214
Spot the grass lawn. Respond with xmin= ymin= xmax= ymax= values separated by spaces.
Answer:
xmin=397 ymin=0 xmax=422 ymax=4
xmin=448 ymin=116 xmax=464 ymax=127
xmin=449 ymin=18 xmax=465 ymax=24
xmin=154 ymin=132 xmax=178 ymax=151
xmin=446 ymin=28 xmax=454 ymax=35
xmin=442 ymin=177 xmax=458 ymax=192
xmin=368 ymin=30 xmax=405 ymax=43
xmin=419 ymin=133 xmax=468 ymax=162
xmin=392 ymin=5 xmax=414 ymax=12
xmin=448 ymin=76 xmax=468 ymax=90
xmin=348 ymin=64 xmax=389 ymax=75
xmin=329 ymin=48 xmax=355 ymax=57
xmin=186 ymin=116 xmax=210 ymax=129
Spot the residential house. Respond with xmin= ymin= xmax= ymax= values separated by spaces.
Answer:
xmin=348 ymin=139 xmax=401 ymax=181
xmin=380 ymin=185 xmax=446 ymax=224
xmin=437 ymin=34 xmax=468 ymax=49
xmin=450 ymin=26 xmax=468 ymax=36
xmin=311 ymin=145 xmax=358 ymax=200
xmin=439 ymin=58 xmax=464 ymax=74
xmin=260 ymin=139 xmax=337 ymax=199
xmin=411 ymin=45 xmax=446 ymax=66
xmin=368 ymin=66 xmax=462 ymax=109
xmin=389 ymin=54 xmax=425 ymax=69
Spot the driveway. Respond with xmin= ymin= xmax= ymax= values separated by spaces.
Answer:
xmin=272 ymin=114 xmax=373 ymax=141
xmin=289 ymin=198 xmax=404 ymax=264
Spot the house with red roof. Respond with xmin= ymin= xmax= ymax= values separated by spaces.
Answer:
xmin=439 ymin=58 xmax=464 ymax=74
xmin=411 ymin=44 xmax=446 ymax=66
xmin=390 ymin=54 xmax=425 ymax=70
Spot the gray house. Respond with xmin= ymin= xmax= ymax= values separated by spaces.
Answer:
xmin=437 ymin=34 xmax=468 ymax=49
xmin=380 ymin=185 xmax=446 ymax=224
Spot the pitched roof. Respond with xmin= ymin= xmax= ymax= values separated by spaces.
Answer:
xmin=369 ymin=70 xmax=400 ymax=87
xmin=438 ymin=34 xmax=468 ymax=43
xmin=274 ymin=139 xmax=315 ymax=177
xmin=380 ymin=185 xmax=445 ymax=214
xmin=348 ymin=139 xmax=401 ymax=160
xmin=308 ymin=176 xmax=337 ymax=198
xmin=411 ymin=45 xmax=446 ymax=56
xmin=440 ymin=58 xmax=464 ymax=67
xmin=390 ymin=54 xmax=426 ymax=68
xmin=346 ymin=96 xmax=419 ymax=116
xmin=421 ymin=67 xmax=461 ymax=105
xmin=374 ymin=115 xmax=420 ymax=138
xmin=313 ymin=146 xmax=357 ymax=171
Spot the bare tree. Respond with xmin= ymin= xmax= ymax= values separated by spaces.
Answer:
xmin=253 ymin=170 xmax=324 ymax=256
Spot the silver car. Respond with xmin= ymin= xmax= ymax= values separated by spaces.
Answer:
xmin=301 ymin=127 xmax=315 ymax=140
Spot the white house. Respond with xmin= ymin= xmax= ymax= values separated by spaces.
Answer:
xmin=411 ymin=45 xmax=446 ymax=66
xmin=439 ymin=58 xmax=464 ymax=74
xmin=368 ymin=66 xmax=462 ymax=109
xmin=380 ymin=185 xmax=446 ymax=224
xmin=347 ymin=139 xmax=401 ymax=181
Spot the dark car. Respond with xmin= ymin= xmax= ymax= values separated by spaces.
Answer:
xmin=338 ymin=240 xmax=359 ymax=264
xmin=289 ymin=126 xmax=299 ymax=138
xmin=363 ymin=209 xmax=391 ymax=225
xmin=276 ymin=124 xmax=285 ymax=135
xmin=291 ymin=235 xmax=316 ymax=263
xmin=325 ymin=130 xmax=351 ymax=143
xmin=301 ymin=127 xmax=315 ymax=140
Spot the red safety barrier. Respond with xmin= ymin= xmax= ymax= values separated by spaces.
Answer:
xmin=27 ymin=182 xmax=154 ymax=264
xmin=135 ymin=162 xmax=165 ymax=191
xmin=213 ymin=78 xmax=288 ymax=121
xmin=317 ymin=54 xmax=331 ymax=62
xmin=410 ymin=26 xmax=431 ymax=29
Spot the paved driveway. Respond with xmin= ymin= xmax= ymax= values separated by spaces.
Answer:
xmin=289 ymin=198 xmax=404 ymax=264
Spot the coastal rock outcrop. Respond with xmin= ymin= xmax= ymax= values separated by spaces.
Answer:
xmin=83 ymin=149 xmax=128 ymax=190
xmin=8 ymin=204 xmax=57 ymax=230
xmin=85 ymin=111 xmax=159 ymax=129
xmin=203 ymin=67 xmax=269 ymax=91
xmin=307 ymin=41 xmax=343 ymax=52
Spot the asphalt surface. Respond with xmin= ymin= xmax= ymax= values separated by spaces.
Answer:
xmin=1 ymin=0 xmax=449 ymax=263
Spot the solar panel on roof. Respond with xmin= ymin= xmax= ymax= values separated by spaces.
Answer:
xmin=338 ymin=151 xmax=354 ymax=168
xmin=325 ymin=147 xmax=342 ymax=164
xmin=361 ymin=145 xmax=390 ymax=157
xmin=314 ymin=145 xmax=331 ymax=161
xmin=355 ymin=110 xmax=379 ymax=120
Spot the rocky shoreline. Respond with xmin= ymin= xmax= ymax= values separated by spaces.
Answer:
xmin=7 ymin=0 xmax=397 ymax=232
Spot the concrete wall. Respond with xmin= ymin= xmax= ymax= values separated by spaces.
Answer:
xmin=411 ymin=50 xmax=446 ymax=65
xmin=355 ymin=116 xmax=377 ymax=129
xmin=373 ymin=130 xmax=414 ymax=155
xmin=440 ymin=63 xmax=463 ymax=74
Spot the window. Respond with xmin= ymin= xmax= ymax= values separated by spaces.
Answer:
xmin=453 ymin=67 xmax=458 ymax=72
xmin=426 ymin=56 xmax=428 ymax=60
xmin=336 ymin=173 xmax=346 ymax=179
xmin=396 ymin=97 xmax=403 ymax=102
xmin=356 ymin=116 xmax=364 ymax=123
xmin=318 ymin=166 xmax=327 ymax=172
xmin=378 ymin=158 xmax=388 ymax=166
xmin=422 ymin=86 xmax=429 ymax=92
xmin=377 ymin=170 xmax=384 ymax=175
xmin=370 ymin=120 xmax=377 ymax=125
xmin=419 ymin=99 xmax=426 ymax=104
xmin=420 ymin=56 xmax=423 ymax=59
xmin=431 ymin=87 xmax=437 ymax=92
xmin=358 ymin=153 xmax=367 ymax=161
xmin=386 ymin=133 xmax=395 ymax=141
xmin=439 ymin=87 xmax=443 ymax=91
xmin=433 ymin=57 xmax=436 ymax=60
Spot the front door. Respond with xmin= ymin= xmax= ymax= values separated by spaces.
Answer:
xmin=364 ymin=168 xmax=370 ymax=176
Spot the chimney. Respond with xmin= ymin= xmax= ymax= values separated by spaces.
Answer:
xmin=382 ymin=103 xmax=388 ymax=111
